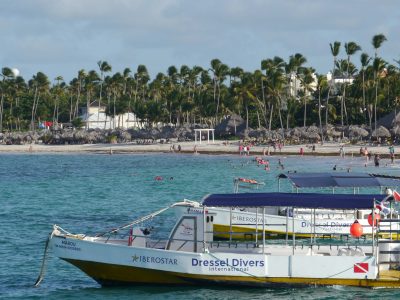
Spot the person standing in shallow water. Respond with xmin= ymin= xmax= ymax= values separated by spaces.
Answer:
xmin=374 ymin=154 xmax=380 ymax=167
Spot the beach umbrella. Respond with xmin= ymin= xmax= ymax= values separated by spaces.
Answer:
xmin=348 ymin=125 xmax=369 ymax=139
xmin=372 ymin=126 xmax=391 ymax=138
xmin=215 ymin=114 xmax=245 ymax=137
xmin=391 ymin=125 xmax=400 ymax=137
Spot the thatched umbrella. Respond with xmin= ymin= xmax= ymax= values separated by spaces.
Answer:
xmin=391 ymin=125 xmax=400 ymax=137
xmin=215 ymin=114 xmax=245 ymax=137
xmin=372 ymin=126 xmax=391 ymax=138
xmin=348 ymin=125 xmax=369 ymax=139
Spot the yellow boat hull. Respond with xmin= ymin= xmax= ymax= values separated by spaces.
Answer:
xmin=65 ymin=258 xmax=400 ymax=288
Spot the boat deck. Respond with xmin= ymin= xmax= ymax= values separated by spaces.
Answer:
xmin=379 ymin=269 xmax=400 ymax=281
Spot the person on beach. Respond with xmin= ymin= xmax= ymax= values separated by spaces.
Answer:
xmin=239 ymin=144 xmax=243 ymax=156
xmin=389 ymin=145 xmax=395 ymax=163
xmin=374 ymin=154 xmax=380 ymax=167
xmin=299 ymin=147 xmax=304 ymax=156
xmin=339 ymin=145 xmax=345 ymax=158
xmin=194 ymin=145 xmax=198 ymax=154
xmin=178 ymin=144 xmax=181 ymax=152
xmin=312 ymin=144 xmax=315 ymax=153
xmin=246 ymin=145 xmax=250 ymax=156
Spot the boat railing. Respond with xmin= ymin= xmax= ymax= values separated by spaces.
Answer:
xmin=377 ymin=219 xmax=400 ymax=268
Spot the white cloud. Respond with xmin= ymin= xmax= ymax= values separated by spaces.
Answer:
xmin=1 ymin=0 xmax=399 ymax=82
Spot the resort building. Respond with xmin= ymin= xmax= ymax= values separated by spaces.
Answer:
xmin=79 ymin=102 xmax=142 ymax=129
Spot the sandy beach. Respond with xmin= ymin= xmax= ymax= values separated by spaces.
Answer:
xmin=0 ymin=141 xmax=395 ymax=158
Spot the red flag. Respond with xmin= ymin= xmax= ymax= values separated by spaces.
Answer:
xmin=393 ymin=190 xmax=400 ymax=202
xmin=354 ymin=263 xmax=369 ymax=273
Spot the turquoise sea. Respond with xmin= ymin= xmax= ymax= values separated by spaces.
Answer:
xmin=1 ymin=152 xmax=400 ymax=299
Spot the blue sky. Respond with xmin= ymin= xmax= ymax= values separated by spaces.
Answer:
xmin=1 ymin=0 xmax=399 ymax=83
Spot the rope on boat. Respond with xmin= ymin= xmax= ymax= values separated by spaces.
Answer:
xmin=34 ymin=231 xmax=53 ymax=287
xmin=95 ymin=201 xmax=196 ymax=237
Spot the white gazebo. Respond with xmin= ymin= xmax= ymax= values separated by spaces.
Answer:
xmin=194 ymin=129 xmax=215 ymax=144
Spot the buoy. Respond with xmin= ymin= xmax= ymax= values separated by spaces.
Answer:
xmin=368 ymin=213 xmax=381 ymax=226
xmin=350 ymin=220 xmax=363 ymax=237
xmin=155 ymin=176 xmax=163 ymax=181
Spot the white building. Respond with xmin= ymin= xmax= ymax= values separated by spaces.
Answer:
xmin=326 ymin=71 xmax=354 ymax=85
xmin=79 ymin=102 xmax=143 ymax=129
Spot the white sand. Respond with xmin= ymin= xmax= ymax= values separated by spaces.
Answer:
xmin=0 ymin=141 xmax=394 ymax=157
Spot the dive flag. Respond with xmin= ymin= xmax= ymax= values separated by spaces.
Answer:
xmin=393 ymin=190 xmax=400 ymax=202
xmin=354 ymin=263 xmax=369 ymax=273
xmin=375 ymin=200 xmax=390 ymax=215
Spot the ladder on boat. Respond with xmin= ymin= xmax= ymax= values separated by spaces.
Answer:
xmin=377 ymin=218 xmax=400 ymax=270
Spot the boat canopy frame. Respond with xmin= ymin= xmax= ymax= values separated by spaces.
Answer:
xmin=278 ymin=172 xmax=400 ymax=191
xmin=202 ymin=192 xmax=388 ymax=209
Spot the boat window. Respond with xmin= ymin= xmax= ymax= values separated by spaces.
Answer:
xmin=206 ymin=216 xmax=210 ymax=223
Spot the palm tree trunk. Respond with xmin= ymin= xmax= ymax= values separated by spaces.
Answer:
xmin=268 ymin=104 xmax=274 ymax=131
xmin=318 ymin=90 xmax=324 ymax=144
xmin=325 ymin=87 xmax=331 ymax=126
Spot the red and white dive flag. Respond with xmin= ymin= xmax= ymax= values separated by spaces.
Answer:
xmin=353 ymin=262 xmax=369 ymax=273
xmin=393 ymin=190 xmax=400 ymax=202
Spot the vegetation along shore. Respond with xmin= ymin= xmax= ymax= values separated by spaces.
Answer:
xmin=1 ymin=34 xmax=400 ymax=151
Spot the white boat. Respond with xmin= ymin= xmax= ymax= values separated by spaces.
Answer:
xmin=173 ymin=200 xmax=386 ymax=239
xmin=172 ymin=173 xmax=400 ymax=239
xmin=37 ymin=193 xmax=400 ymax=288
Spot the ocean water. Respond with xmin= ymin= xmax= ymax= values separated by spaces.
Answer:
xmin=1 ymin=152 xmax=399 ymax=299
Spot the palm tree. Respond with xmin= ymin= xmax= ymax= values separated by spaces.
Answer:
xmin=360 ymin=52 xmax=371 ymax=123
xmin=372 ymin=57 xmax=387 ymax=133
xmin=343 ymin=42 xmax=361 ymax=125
xmin=371 ymin=34 xmax=387 ymax=132
xmin=326 ymin=41 xmax=340 ymax=126
xmin=0 ymin=67 xmax=14 ymax=131
xmin=209 ymin=59 xmax=229 ymax=126
xmin=261 ymin=57 xmax=286 ymax=131
xmin=316 ymin=74 xmax=328 ymax=142
xmin=52 ymin=76 xmax=64 ymax=126
xmin=299 ymin=67 xmax=315 ymax=127
xmin=97 ymin=61 xmax=112 ymax=122
xmin=84 ymin=70 xmax=100 ymax=129
xmin=28 ymin=72 xmax=50 ymax=130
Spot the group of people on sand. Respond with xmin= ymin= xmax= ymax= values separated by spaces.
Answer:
xmin=239 ymin=144 xmax=251 ymax=156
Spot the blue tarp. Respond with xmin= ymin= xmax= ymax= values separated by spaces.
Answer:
xmin=278 ymin=172 xmax=400 ymax=188
xmin=202 ymin=192 xmax=386 ymax=209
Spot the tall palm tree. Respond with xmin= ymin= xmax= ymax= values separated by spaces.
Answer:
xmin=372 ymin=57 xmax=387 ymax=133
xmin=52 ymin=76 xmax=64 ymax=125
xmin=299 ymin=67 xmax=315 ymax=127
xmin=371 ymin=34 xmax=387 ymax=132
xmin=29 ymin=72 xmax=50 ymax=130
xmin=360 ymin=52 xmax=371 ymax=123
xmin=261 ymin=57 xmax=286 ymax=131
xmin=316 ymin=74 xmax=328 ymax=143
xmin=97 ymin=61 xmax=112 ymax=122
xmin=0 ymin=67 xmax=14 ymax=131
xmin=343 ymin=42 xmax=361 ymax=125
xmin=326 ymin=41 xmax=340 ymax=126
xmin=209 ymin=59 xmax=229 ymax=126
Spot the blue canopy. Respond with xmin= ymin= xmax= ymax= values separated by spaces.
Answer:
xmin=278 ymin=172 xmax=400 ymax=188
xmin=202 ymin=192 xmax=387 ymax=209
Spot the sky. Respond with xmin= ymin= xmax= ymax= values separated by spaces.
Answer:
xmin=1 ymin=0 xmax=399 ymax=84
